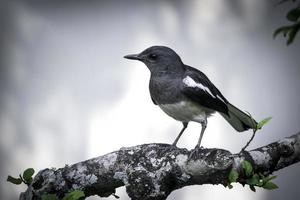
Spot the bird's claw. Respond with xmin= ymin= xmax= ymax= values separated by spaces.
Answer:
xmin=188 ymin=145 xmax=203 ymax=160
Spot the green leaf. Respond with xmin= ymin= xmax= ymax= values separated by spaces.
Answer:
xmin=7 ymin=175 xmax=22 ymax=185
xmin=263 ymin=175 xmax=277 ymax=183
xmin=257 ymin=179 xmax=264 ymax=187
xmin=263 ymin=181 xmax=279 ymax=190
xmin=250 ymin=185 xmax=256 ymax=192
xmin=27 ymin=177 xmax=33 ymax=184
xmin=41 ymin=194 xmax=58 ymax=200
xmin=241 ymin=160 xmax=253 ymax=177
xmin=256 ymin=117 xmax=272 ymax=130
xmin=228 ymin=169 xmax=239 ymax=183
xmin=23 ymin=168 xmax=35 ymax=183
xmin=273 ymin=26 xmax=292 ymax=38
xmin=62 ymin=190 xmax=85 ymax=200
xmin=287 ymin=8 xmax=300 ymax=22
xmin=246 ymin=173 xmax=260 ymax=185
xmin=287 ymin=25 xmax=300 ymax=45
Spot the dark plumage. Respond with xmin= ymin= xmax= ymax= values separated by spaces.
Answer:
xmin=124 ymin=46 xmax=257 ymax=148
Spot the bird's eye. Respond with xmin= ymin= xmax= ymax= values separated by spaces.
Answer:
xmin=149 ymin=54 xmax=157 ymax=60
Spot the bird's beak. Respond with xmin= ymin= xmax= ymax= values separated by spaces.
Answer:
xmin=124 ymin=54 xmax=142 ymax=61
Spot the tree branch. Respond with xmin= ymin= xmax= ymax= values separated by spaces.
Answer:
xmin=20 ymin=132 xmax=300 ymax=200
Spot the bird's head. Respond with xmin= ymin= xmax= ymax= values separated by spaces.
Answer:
xmin=124 ymin=46 xmax=184 ymax=74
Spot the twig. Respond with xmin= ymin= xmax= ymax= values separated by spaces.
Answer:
xmin=241 ymin=129 xmax=257 ymax=152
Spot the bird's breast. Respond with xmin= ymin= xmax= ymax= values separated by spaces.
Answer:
xmin=149 ymin=76 xmax=182 ymax=104
xmin=159 ymin=101 xmax=215 ymax=123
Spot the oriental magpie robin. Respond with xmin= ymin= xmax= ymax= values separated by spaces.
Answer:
xmin=124 ymin=46 xmax=257 ymax=149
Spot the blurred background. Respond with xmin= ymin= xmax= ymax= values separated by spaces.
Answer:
xmin=1 ymin=0 xmax=300 ymax=199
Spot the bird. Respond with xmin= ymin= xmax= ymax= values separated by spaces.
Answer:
xmin=124 ymin=46 xmax=257 ymax=151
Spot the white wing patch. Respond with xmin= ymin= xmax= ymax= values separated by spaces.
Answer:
xmin=217 ymin=95 xmax=226 ymax=103
xmin=183 ymin=76 xmax=216 ymax=98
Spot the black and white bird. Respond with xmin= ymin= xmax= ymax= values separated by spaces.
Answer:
xmin=124 ymin=46 xmax=257 ymax=149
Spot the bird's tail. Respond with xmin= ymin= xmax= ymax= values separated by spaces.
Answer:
xmin=220 ymin=103 xmax=257 ymax=132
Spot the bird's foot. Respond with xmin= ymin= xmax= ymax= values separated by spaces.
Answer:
xmin=188 ymin=145 xmax=204 ymax=160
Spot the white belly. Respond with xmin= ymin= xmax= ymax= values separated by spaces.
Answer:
xmin=159 ymin=101 xmax=214 ymax=123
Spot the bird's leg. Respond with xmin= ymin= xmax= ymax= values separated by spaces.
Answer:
xmin=172 ymin=122 xmax=188 ymax=146
xmin=189 ymin=119 xmax=207 ymax=160
xmin=162 ymin=122 xmax=188 ymax=155
xmin=195 ymin=120 xmax=207 ymax=148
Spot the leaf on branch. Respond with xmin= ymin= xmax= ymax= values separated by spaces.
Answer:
xmin=257 ymin=117 xmax=272 ymax=130
xmin=274 ymin=1 xmax=300 ymax=46
xmin=41 ymin=194 xmax=58 ymax=200
xmin=287 ymin=7 xmax=300 ymax=22
xmin=287 ymin=25 xmax=300 ymax=44
xmin=7 ymin=175 xmax=22 ymax=185
xmin=241 ymin=160 xmax=253 ymax=177
xmin=263 ymin=181 xmax=279 ymax=190
xmin=250 ymin=185 xmax=256 ymax=192
xmin=228 ymin=169 xmax=239 ymax=183
xmin=274 ymin=26 xmax=292 ymax=38
xmin=246 ymin=173 xmax=260 ymax=185
xmin=263 ymin=175 xmax=277 ymax=183
xmin=23 ymin=168 xmax=35 ymax=184
xmin=62 ymin=190 xmax=85 ymax=200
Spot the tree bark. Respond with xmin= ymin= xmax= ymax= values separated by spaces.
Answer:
xmin=20 ymin=132 xmax=300 ymax=200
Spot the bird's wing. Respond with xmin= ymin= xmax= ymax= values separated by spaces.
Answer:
xmin=181 ymin=66 xmax=229 ymax=114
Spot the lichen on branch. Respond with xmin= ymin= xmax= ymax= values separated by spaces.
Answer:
xmin=20 ymin=132 xmax=300 ymax=200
